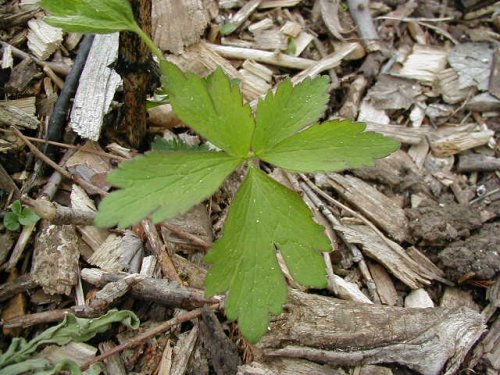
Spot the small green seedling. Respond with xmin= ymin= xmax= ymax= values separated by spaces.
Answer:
xmin=3 ymin=200 xmax=40 ymax=232
xmin=41 ymin=0 xmax=400 ymax=343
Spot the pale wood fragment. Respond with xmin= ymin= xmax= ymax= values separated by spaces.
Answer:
xmin=260 ymin=0 xmax=302 ymax=8
xmin=292 ymin=42 xmax=360 ymax=82
xmin=223 ymin=0 xmax=263 ymax=35
xmin=320 ymin=0 xmax=347 ymax=41
xmin=69 ymin=33 xmax=121 ymax=141
xmin=39 ymin=342 xmax=97 ymax=367
xmin=438 ymin=68 xmax=471 ymax=104
xmin=206 ymin=43 xmax=316 ymax=69
xmin=328 ymin=174 xmax=409 ymax=242
xmin=248 ymin=18 xmax=274 ymax=33
xmin=429 ymin=125 xmax=495 ymax=157
xmin=281 ymin=20 xmax=302 ymax=37
xmin=239 ymin=60 xmax=273 ymax=100
xmin=252 ymin=27 xmax=288 ymax=51
xmin=290 ymin=31 xmax=314 ymax=57
xmin=458 ymin=154 xmax=500 ymax=172
xmin=395 ymin=44 xmax=448 ymax=83
xmin=27 ymin=19 xmax=63 ymax=60
xmin=405 ymin=288 xmax=434 ymax=308
xmin=152 ymin=0 xmax=212 ymax=53
xmin=258 ymin=289 xmax=486 ymax=375
xmin=32 ymin=225 xmax=80 ymax=295
xmin=365 ymin=122 xmax=431 ymax=144
xmin=440 ymin=287 xmax=480 ymax=311
xmin=339 ymin=75 xmax=368 ymax=119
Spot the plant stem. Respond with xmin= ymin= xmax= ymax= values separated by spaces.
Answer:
xmin=133 ymin=26 xmax=164 ymax=62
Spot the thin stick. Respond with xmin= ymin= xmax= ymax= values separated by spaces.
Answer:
xmin=0 ymin=128 xmax=128 ymax=161
xmin=11 ymin=127 xmax=108 ymax=196
xmin=80 ymin=305 xmax=217 ymax=371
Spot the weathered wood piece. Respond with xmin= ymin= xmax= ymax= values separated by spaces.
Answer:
xmin=223 ymin=0 xmax=262 ymax=35
xmin=458 ymin=153 xmax=500 ymax=172
xmin=152 ymin=0 xmax=213 ymax=53
xmin=0 ymin=103 xmax=39 ymax=129
xmin=69 ymin=33 xmax=121 ymax=141
xmin=327 ymin=174 xmax=409 ymax=242
xmin=396 ymin=44 xmax=448 ymax=83
xmin=257 ymin=289 xmax=486 ymax=375
xmin=364 ymin=122 xmax=431 ymax=144
xmin=334 ymin=224 xmax=436 ymax=288
xmin=98 ymin=341 xmax=127 ymax=375
xmin=26 ymin=19 xmax=63 ymax=60
xmin=81 ymin=268 xmax=217 ymax=309
xmin=238 ymin=358 xmax=343 ymax=375
xmin=31 ymin=225 xmax=80 ymax=295
xmin=170 ymin=325 xmax=199 ymax=375
xmin=405 ymin=288 xmax=434 ymax=308
xmin=368 ymin=263 xmax=398 ymax=306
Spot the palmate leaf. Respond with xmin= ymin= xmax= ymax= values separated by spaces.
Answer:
xmin=94 ymin=152 xmax=242 ymax=228
xmin=160 ymin=61 xmax=255 ymax=158
xmin=205 ymin=166 xmax=330 ymax=343
xmin=40 ymin=0 xmax=139 ymax=34
xmin=252 ymin=76 xmax=330 ymax=154
xmin=259 ymin=120 xmax=400 ymax=172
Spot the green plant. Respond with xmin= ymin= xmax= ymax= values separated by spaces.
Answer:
xmin=3 ymin=200 xmax=40 ymax=232
xmin=41 ymin=0 xmax=400 ymax=343
xmin=0 ymin=310 xmax=139 ymax=375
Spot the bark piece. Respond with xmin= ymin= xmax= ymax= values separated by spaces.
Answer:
xmin=438 ymin=222 xmax=500 ymax=281
xmin=464 ymin=92 xmax=500 ymax=112
xmin=66 ymin=141 xmax=112 ymax=191
xmin=406 ymin=203 xmax=483 ymax=244
xmin=258 ymin=289 xmax=486 ymax=375
xmin=458 ymin=154 xmax=500 ymax=172
xmin=238 ymin=358 xmax=343 ymax=375
xmin=449 ymin=42 xmax=494 ymax=91
xmin=368 ymin=263 xmax=398 ymax=306
xmin=239 ymin=60 xmax=273 ymax=101
xmin=152 ymin=0 xmax=212 ymax=54
xmin=328 ymin=174 xmax=409 ymax=242
xmin=0 ymin=103 xmax=39 ymax=129
xmin=339 ymin=75 xmax=368 ymax=119
xmin=88 ymin=232 xmax=142 ymax=273
xmin=99 ymin=341 xmax=127 ymax=375
xmin=171 ymin=325 xmax=199 ymax=375
xmin=69 ymin=33 xmax=121 ymax=141
xmin=31 ymin=224 xmax=80 ymax=295
xmin=366 ymin=74 xmax=422 ymax=110
xmin=199 ymin=307 xmax=241 ymax=374
xmin=252 ymin=27 xmax=288 ymax=51
xmin=5 ymin=57 xmax=41 ymax=95
xmin=490 ymin=46 xmax=500 ymax=98
xmin=440 ymin=287 xmax=480 ymax=311
xmin=39 ymin=342 xmax=97 ymax=367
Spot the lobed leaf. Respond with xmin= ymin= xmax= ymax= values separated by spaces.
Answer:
xmin=252 ymin=76 xmax=330 ymax=154
xmin=41 ymin=0 xmax=139 ymax=34
xmin=259 ymin=120 xmax=400 ymax=172
xmin=161 ymin=61 xmax=255 ymax=158
xmin=94 ymin=152 xmax=242 ymax=228
xmin=205 ymin=166 xmax=330 ymax=343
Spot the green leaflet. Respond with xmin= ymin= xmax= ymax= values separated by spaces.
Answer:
xmin=205 ymin=166 xmax=329 ymax=343
xmin=252 ymin=76 xmax=330 ymax=154
xmin=41 ymin=0 xmax=139 ymax=34
xmin=259 ymin=120 xmax=400 ymax=172
xmin=161 ymin=61 xmax=255 ymax=158
xmin=94 ymin=152 xmax=242 ymax=228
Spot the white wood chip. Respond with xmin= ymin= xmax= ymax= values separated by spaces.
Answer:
xmin=396 ymin=44 xmax=448 ymax=83
xmin=27 ymin=19 xmax=63 ymax=60
xmin=69 ymin=33 xmax=121 ymax=141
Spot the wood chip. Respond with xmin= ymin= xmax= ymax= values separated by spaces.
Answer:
xmin=32 ymin=225 xmax=80 ymax=296
xmin=26 ymin=19 xmax=63 ymax=60
xmin=328 ymin=173 xmax=409 ymax=242
xmin=429 ymin=125 xmax=495 ymax=157
xmin=69 ymin=33 xmax=121 ymax=141
xmin=152 ymin=0 xmax=212 ymax=53
xmin=396 ymin=44 xmax=448 ymax=83
xmin=367 ymin=262 xmax=399 ymax=306
xmin=405 ymin=288 xmax=435 ymax=308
